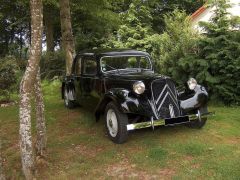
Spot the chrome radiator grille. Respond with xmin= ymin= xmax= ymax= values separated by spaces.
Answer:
xmin=151 ymin=79 xmax=180 ymax=119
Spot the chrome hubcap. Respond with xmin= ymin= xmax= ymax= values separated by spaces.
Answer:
xmin=107 ymin=109 xmax=118 ymax=137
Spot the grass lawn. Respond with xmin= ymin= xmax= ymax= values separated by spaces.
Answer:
xmin=1 ymin=80 xmax=240 ymax=179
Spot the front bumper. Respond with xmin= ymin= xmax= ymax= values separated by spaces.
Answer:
xmin=126 ymin=112 xmax=213 ymax=131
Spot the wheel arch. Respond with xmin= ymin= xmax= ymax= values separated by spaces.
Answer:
xmin=95 ymin=95 xmax=120 ymax=121
xmin=95 ymin=88 xmax=153 ymax=121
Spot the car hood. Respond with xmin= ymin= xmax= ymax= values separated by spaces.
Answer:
xmin=103 ymin=71 xmax=175 ymax=97
xmin=104 ymin=71 xmax=169 ymax=81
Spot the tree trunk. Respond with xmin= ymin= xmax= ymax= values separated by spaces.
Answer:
xmin=19 ymin=77 xmax=34 ymax=180
xmin=59 ymin=0 xmax=75 ymax=75
xmin=34 ymin=69 xmax=47 ymax=157
xmin=19 ymin=0 xmax=43 ymax=179
xmin=44 ymin=11 xmax=55 ymax=52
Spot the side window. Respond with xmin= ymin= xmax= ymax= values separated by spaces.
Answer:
xmin=83 ymin=58 xmax=97 ymax=75
xmin=74 ymin=57 xmax=81 ymax=75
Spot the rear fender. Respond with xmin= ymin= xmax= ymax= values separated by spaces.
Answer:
xmin=61 ymin=78 xmax=75 ymax=100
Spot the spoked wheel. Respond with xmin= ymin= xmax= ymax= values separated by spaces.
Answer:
xmin=64 ymin=87 xmax=75 ymax=109
xmin=104 ymin=102 xmax=128 ymax=144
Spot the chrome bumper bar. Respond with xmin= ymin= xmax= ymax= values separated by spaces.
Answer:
xmin=126 ymin=112 xmax=214 ymax=131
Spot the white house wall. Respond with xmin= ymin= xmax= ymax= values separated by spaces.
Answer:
xmin=192 ymin=0 xmax=240 ymax=32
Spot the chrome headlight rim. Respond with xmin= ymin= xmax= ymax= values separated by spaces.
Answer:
xmin=133 ymin=81 xmax=145 ymax=95
xmin=187 ymin=78 xmax=197 ymax=90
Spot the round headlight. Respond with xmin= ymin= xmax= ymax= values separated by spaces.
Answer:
xmin=133 ymin=81 xmax=145 ymax=94
xmin=187 ymin=78 xmax=197 ymax=90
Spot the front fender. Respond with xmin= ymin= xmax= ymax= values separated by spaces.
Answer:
xmin=95 ymin=88 xmax=153 ymax=120
xmin=180 ymin=85 xmax=208 ymax=113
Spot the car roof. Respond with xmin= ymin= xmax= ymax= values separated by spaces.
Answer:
xmin=78 ymin=49 xmax=150 ymax=58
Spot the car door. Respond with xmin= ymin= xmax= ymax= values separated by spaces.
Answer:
xmin=80 ymin=56 xmax=100 ymax=108
xmin=72 ymin=55 xmax=82 ymax=104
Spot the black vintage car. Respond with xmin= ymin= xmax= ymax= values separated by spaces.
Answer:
xmin=62 ymin=49 xmax=211 ymax=143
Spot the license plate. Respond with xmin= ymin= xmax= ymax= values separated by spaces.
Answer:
xmin=165 ymin=116 xmax=190 ymax=125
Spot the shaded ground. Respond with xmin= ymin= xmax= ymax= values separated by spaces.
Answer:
xmin=1 ymin=81 xmax=240 ymax=179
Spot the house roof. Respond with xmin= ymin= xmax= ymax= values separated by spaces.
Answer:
xmin=191 ymin=4 xmax=208 ymax=20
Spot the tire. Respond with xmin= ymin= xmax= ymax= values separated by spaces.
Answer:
xmin=186 ymin=117 xmax=207 ymax=129
xmin=104 ymin=102 xmax=128 ymax=144
xmin=64 ymin=87 xmax=75 ymax=109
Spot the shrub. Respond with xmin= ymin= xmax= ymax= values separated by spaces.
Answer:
xmin=156 ymin=9 xmax=200 ymax=83
xmin=40 ymin=51 xmax=65 ymax=79
xmin=0 ymin=56 xmax=18 ymax=101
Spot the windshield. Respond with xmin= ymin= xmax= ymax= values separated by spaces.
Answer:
xmin=101 ymin=56 xmax=152 ymax=73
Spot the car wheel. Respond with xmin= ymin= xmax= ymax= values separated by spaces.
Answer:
xmin=186 ymin=117 xmax=207 ymax=129
xmin=104 ymin=102 xmax=128 ymax=144
xmin=64 ymin=87 xmax=75 ymax=109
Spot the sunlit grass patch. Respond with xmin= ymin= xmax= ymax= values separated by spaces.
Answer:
xmin=131 ymin=146 xmax=168 ymax=168
xmin=172 ymin=141 xmax=207 ymax=156
xmin=148 ymin=146 xmax=168 ymax=161
xmin=202 ymin=154 xmax=240 ymax=179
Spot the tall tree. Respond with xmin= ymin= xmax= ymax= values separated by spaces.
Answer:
xmin=104 ymin=1 xmax=154 ymax=49
xmin=44 ymin=10 xmax=55 ymax=52
xmin=34 ymin=69 xmax=47 ymax=157
xmin=103 ymin=0 xmax=162 ymax=63
xmin=196 ymin=0 xmax=240 ymax=104
xmin=19 ymin=0 xmax=46 ymax=179
xmin=43 ymin=0 xmax=59 ymax=52
xmin=59 ymin=0 xmax=75 ymax=75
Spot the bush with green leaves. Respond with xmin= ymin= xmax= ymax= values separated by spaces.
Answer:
xmin=0 ymin=56 xmax=18 ymax=101
xmin=156 ymin=9 xmax=200 ymax=82
xmin=40 ymin=51 xmax=65 ymax=79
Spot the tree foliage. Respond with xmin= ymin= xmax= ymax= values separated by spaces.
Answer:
xmin=71 ymin=0 xmax=120 ymax=51
xmin=103 ymin=0 xmax=162 ymax=64
xmin=0 ymin=56 xmax=18 ymax=101
xmin=147 ymin=0 xmax=205 ymax=33
xmin=156 ymin=9 xmax=200 ymax=81
xmin=195 ymin=0 xmax=240 ymax=104
xmin=158 ymin=0 xmax=240 ymax=104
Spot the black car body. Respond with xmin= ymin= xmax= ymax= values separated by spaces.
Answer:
xmin=62 ymin=49 xmax=211 ymax=143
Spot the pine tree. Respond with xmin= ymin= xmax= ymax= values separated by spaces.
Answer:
xmin=197 ymin=0 xmax=240 ymax=104
xmin=104 ymin=1 xmax=154 ymax=49
xmin=103 ymin=0 xmax=161 ymax=64
xmin=157 ymin=9 xmax=199 ymax=82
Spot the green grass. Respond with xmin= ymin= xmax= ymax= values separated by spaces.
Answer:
xmin=1 ymin=80 xmax=240 ymax=179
